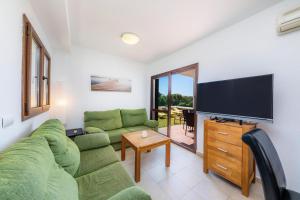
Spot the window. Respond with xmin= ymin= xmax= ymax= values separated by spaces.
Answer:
xmin=22 ymin=15 xmax=51 ymax=120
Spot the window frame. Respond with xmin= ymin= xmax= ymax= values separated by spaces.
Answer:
xmin=22 ymin=15 xmax=51 ymax=121
xmin=41 ymin=49 xmax=51 ymax=110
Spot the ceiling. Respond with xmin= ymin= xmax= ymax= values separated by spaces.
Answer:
xmin=30 ymin=0 xmax=281 ymax=63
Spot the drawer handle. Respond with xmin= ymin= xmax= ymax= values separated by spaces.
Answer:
xmin=216 ymin=164 xmax=228 ymax=170
xmin=217 ymin=131 xmax=229 ymax=135
xmin=217 ymin=147 xmax=228 ymax=153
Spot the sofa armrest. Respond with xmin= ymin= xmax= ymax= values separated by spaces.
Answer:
xmin=144 ymin=120 xmax=158 ymax=131
xmin=107 ymin=186 xmax=151 ymax=200
xmin=74 ymin=132 xmax=110 ymax=151
xmin=85 ymin=127 xmax=105 ymax=134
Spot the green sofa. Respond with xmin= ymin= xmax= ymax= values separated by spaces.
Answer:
xmin=0 ymin=119 xmax=151 ymax=200
xmin=84 ymin=108 xmax=158 ymax=150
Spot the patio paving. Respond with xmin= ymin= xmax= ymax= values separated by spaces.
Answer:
xmin=159 ymin=125 xmax=195 ymax=147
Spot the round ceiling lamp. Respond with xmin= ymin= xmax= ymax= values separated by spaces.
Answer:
xmin=121 ymin=32 xmax=140 ymax=45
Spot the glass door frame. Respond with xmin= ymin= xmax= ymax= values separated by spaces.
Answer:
xmin=150 ymin=72 xmax=171 ymax=137
xmin=150 ymin=63 xmax=199 ymax=153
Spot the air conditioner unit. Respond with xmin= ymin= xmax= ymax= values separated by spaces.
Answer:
xmin=277 ymin=6 xmax=300 ymax=35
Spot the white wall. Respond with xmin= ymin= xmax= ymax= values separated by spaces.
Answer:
xmin=0 ymin=0 xmax=52 ymax=151
xmin=2 ymin=0 xmax=299 ymax=191
xmin=147 ymin=0 xmax=300 ymax=190
xmin=52 ymin=47 xmax=147 ymax=129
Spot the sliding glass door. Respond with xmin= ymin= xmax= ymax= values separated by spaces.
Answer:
xmin=151 ymin=75 xmax=170 ymax=136
xmin=170 ymin=68 xmax=197 ymax=150
xmin=150 ymin=64 xmax=198 ymax=152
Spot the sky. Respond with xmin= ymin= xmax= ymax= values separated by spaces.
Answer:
xmin=159 ymin=74 xmax=193 ymax=96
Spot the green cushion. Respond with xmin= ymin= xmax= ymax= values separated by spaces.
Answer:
xmin=32 ymin=119 xmax=67 ymax=154
xmin=106 ymin=128 xmax=130 ymax=144
xmin=85 ymin=127 xmax=105 ymax=134
xmin=74 ymin=132 xmax=110 ymax=151
xmin=32 ymin=119 xmax=80 ymax=176
xmin=84 ymin=109 xmax=123 ymax=131
xmin=45 ymin=164 xmax=79 ymax=200
xmin=57 ymin=138 xmax=81 ymax=176
xmin=0 ymin=137 xmax=78 ymax=200
xmin=108 ymin=186 xmax=151 ymax=200
xmin=144 ymin=120 xmax=158 ymax=131
xmin=125 ymin=126 xmax=151 ymax=132
xmin=108 ymin=126 xmax=150 ymax=150
xmin=111 ymin=143 xmax=122 ymax=151
xmin=111 ymin=143 xmax=131 ymax=151
xmin=37 ymin=118 xmax=66 ymax=135
xmin=75 ymin=145 xmax=119 ymax=177
xmin=120 ymin=109 xmax=148 ymax=127
xmin=76 ymin=162 xmax=135 ymax=200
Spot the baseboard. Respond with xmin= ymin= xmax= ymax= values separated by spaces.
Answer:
xmin=196 ymin=151 xmax=203 ymax=157
xmin=255 ymin=176 xmax=262 ymax=183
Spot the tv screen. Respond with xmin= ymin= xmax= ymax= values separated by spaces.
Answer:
xmin=196 ymin=74 xmax=273 ymax=120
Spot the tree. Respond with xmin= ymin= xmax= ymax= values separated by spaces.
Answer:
xmin=157 ymin=93 xmax=193 ymax=108
xmin=172 ymin=93 xmax=193 ymax=107
xmin=158 ymin=93 xmax=167 ymax=106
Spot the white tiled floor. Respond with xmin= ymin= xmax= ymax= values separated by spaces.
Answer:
xmin=116 ymin=144 xmax=265 ymax=200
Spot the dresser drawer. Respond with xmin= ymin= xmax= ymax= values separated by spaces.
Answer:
xmin=207 ymin=137 xmax=242 ymax=161
xmin=207 ymin=149 xmax=241 ymax=186
xmin=204 ymin=120 xmax=256 ymax=196
xmin=207 ymin=124 xmax=243 ymax=146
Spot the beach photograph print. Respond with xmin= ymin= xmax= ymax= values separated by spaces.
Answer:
xmin=91 ymin=76 xmax=132 ymax=92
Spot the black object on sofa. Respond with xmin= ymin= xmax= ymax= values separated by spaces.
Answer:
xmin=242 ymin=129 xmax=300 ymax=200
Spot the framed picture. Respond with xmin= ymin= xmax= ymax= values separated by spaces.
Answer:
xmin=91 ymin=76 xmax=132 ymax=92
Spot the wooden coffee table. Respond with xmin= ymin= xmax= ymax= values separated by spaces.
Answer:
xmin=121 ymin=130 xmax=171 ymax=182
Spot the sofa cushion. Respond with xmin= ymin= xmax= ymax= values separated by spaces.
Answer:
xmin=76 ymin=162 xmax=135 ymax=200
xmin=56 ymin=137 xmax=80 ymax=176
xmin=32 ymin=119 xmax=67 ymax=154
xmin=85 ymin=126 xmax=105 ymax=134
xmin=107 ymin=186 xmax=151 ymax=200
xmin=75 ymin=145 xmax=119 ymax=177
xmin=106 ymin=128 xmax=130 ymax=144
xmin=32 ymin=119 xmax=80 ymax=176
xmin=120 ymin=109 xmax=148 ymax=128
xmin=46 ymin=163 xmax=79 ymax=200
xmin=125 ymin=126 xmax=151 ymax=132
xmin=74 ymin=132 xmax=110 ymax=151
xmin=111 ymin=143 xmax=122 ymax=151
xmin=144 ymin=120 xmax=159 ymax=131
xmin=84 ymin=109 xmax=123 ymax=131
xmin=0 ymin=136 xmax=78 ymax=200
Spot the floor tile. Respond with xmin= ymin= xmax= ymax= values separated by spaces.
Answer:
xmin=191 ymin=178 xmax=229 ymax=200
xmin=137 ymin=172 xmax=172 ymax=200
xmin=159 ymin=175 xmax=191 ymax=199
xmin=181 ymin=189 xmax=207 ymax=200
xmin=147 ymin=164 xmax=174 ymax=183
xmin=117 ymin=144 xmax=264 ymax=200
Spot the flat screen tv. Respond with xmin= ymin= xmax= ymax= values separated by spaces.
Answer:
xmin=196 ymin=74 xmax=273 ymax=120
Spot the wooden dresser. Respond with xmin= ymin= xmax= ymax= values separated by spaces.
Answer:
xmin=203 ymin=119 xmax=256 ymax=196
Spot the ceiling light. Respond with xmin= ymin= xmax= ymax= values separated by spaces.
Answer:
xmin=121 ymin=32 xmax=140 ymax=45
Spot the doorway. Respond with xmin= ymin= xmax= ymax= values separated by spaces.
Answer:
xmin=150 ymin=63 xmax=198 ymax=152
